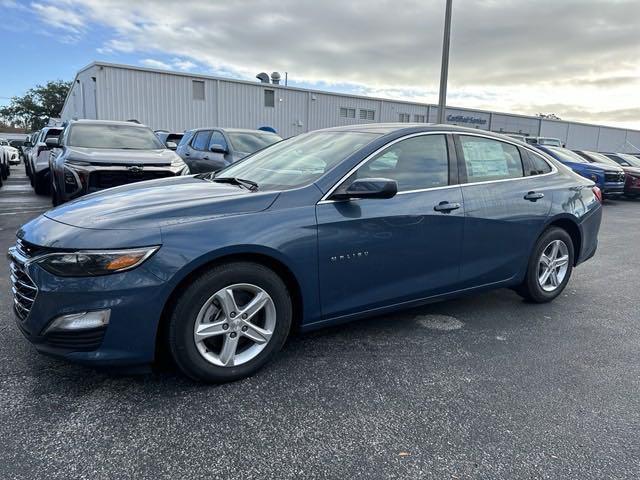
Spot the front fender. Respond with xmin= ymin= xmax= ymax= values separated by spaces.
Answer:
xmin=148 ymin=207 xmax=321 ymax=326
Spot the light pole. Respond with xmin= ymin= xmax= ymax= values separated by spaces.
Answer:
xmin=437 ymin=0 xmax=453 ymax=124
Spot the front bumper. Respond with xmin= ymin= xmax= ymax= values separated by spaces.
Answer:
xmin=8 ymin=242 xmax=169 ymax=367
xmin=601 ymin=182 xmax=625 ymax=196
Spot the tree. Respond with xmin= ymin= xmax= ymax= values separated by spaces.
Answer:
xmin=0 ymin=80 xmax=71 ymax=131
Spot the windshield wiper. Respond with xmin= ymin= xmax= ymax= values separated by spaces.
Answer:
xmin=211 ymin=176 xmax=259 ymax=191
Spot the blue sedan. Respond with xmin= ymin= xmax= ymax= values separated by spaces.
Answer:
xmin=9 ymin=125 xmax=602 ymax=382
xmin=535 ymin=145 xmax=625 ymax=197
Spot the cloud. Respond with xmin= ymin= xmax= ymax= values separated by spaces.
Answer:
xmin=30 ymin=0 xmax=640 ymax=128
xmin=140 ymin=58 xmax=171 ymax=70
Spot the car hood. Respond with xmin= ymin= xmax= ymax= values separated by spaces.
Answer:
xmin=589 ymin=162 xmax=623 ymax=173
xmin=2 ymin=146 xmax=18 ymax=154
xmin=66 ymin=146 xmax=179 ymax=165
xmin=621 ymin=166 xmax=640 ymax=176
xmin=44 ymin=175 xmax=279 ymax=230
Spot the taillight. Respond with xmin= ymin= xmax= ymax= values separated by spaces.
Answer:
xmin=592 ymin=186 xmax=602 ymax=203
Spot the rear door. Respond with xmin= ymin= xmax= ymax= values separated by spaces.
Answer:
xmin=455 ymin=134 xmax=552 ymax=287
xmin=316 ymin=133 xmax=465 ymax=319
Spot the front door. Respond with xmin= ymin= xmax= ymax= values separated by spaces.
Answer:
xmin=316 ymin=133 xmax=465 ymax=319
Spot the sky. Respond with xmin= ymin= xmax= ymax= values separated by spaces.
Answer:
xmin=1 ymin=0 xmax=639 ymax=129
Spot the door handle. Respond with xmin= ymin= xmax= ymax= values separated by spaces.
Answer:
xmin=524 ymin=191 xmax=544 ymax=201
xmin=203 ymin=156 xmax=209 ymax=160
xmin=434 ymin=201 xmax=461 ymax=213
xmin=184 ymin=152 xmax=190 ymax=156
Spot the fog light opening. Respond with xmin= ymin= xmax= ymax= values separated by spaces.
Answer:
xmin=44 ymin=310 xmax=111 ymax=334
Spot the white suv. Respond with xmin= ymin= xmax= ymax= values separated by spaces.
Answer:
xmin=28 ymin=126 xmax=63 ymax=194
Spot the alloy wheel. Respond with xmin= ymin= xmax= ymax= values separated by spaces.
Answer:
xmin=193 ymin=283 xmax=276 ymax=367
xmin=537 ymin=239 xmax=570 ymax=292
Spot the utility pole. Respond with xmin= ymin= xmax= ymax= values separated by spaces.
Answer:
xmin=437 ymin=0 xmax=453 ymax=124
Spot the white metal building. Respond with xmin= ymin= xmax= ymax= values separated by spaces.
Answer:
xmin=61 ymin=62 xmax=640 ymax=153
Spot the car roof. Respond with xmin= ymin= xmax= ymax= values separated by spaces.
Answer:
xmin=68 ymin=119 xmax=150 ymax=128
xmin=186 ymin=127 xmax=281 ymax=136
xmin=318 ymin=123 xmax=534 ymax=143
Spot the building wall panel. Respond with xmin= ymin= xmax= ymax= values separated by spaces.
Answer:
xmin=597 ymin=127 xmax=628 ymax=152
xmin=61 ymin=63 xmax=640 ymax=152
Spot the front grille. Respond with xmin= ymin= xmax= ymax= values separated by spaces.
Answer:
xmin=605 ymin=172 xmax=625 ymax=183
xmin=8 ymin=250 xmax=38 ymax=321
xmin=44 ymin=327 xmax=106 ymax=351
xmin=89 ymin=170 xmax=174 ymax=190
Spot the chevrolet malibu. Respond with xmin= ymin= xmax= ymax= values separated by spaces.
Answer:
xmin=9 ymin=125 xmax=602 ymax=383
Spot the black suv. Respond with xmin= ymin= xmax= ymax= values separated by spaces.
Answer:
xmin=49 ymin=120 xmax=190 ymax=205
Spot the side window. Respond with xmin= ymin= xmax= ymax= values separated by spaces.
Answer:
xmin=178 ymin=131 xmax=193 ymax=147
xmin=526 ymin=151 xmax=552 ymax=176
xmin=209 ymin=131 xmax=228 ymax=151
xmin=191 ymin=130 xmax=212 ymax=151
xmin=460 ymin=136 xmax=524 ymax=182
xmin=353 ymin=135 xmax=449 ymax=192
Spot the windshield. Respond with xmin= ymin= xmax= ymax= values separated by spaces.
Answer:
xmin=227 ymin=131 xmax=282 ymax=153
xmin=547 ymin=147 xmax=588 ymax=164
xmin=68 ymin=124 xmax=164 ymax=150
xmin=217 ymin=131 xmax=380 ymax=190
xmin=582 ymin=151 xmax=620 ymax=167
xmin=538 ymin=138 xmax=562 ymax=147
xmin=615 ymin=153 xmax=640 ymax=167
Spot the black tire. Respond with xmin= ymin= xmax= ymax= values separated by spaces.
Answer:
xmin=1 ymin=164 xmax=7 ymax=180
xmin=34 ymin=172 xmax=50 ymax=195
xmin=168 ymin=262 xmax=292 ymax=383
xmin=516 ymin=227 xmax=575 ymax=303
xmin=50 ymin=172 xmax=60 ymax=206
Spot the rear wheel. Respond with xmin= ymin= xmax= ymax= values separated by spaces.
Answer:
xmin=516 ymin=227 xmax=574 ymax=303
xmin=168 ymin=262 xmax=292 ymax=383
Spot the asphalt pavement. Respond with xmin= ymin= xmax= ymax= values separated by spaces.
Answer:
xmin=0 ymin=164 xmax=638 ymax=479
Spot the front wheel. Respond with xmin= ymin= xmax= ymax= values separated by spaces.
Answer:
xmin=168 ymin=262 xmax=292 ymax=383
xmin=516 ymin=227 xmax=574 ymax=303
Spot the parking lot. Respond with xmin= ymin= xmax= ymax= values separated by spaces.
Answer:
xmin=0 ymin=165 xmax=637 ymax=479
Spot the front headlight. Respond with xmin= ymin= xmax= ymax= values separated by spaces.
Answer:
xmin=35 ymin=246 xmax=160 ymax=277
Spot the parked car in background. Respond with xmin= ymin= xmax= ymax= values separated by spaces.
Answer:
xmin=10 ymin=124 xmax=602 ymax=383
xmin=49 ymin=119 xmax=190 ymax=205
xmin=535 ymin=145 xmax=624 ymax=197
xmin=28 ymin=126 xmax=63 ymax=194
xmin=8 ymin=139 xmax=25 ymax=162
xmin=23 ymin=132 xmax=38 ymax=180
xmin=20 ymin=134 xmax=32 ymax=162
xmin=177 ymin=127 xmax=282 ymax=173
xmin=525 ymin=137 xmax=563 ymax=147
xmin=155 ymin=131 xmax=184 ymax=150
xmin=0 ymin=138 xmax=14 ymax=179
xmin=506 ymin=134 xmax=527 ymax=143
xmin=574 ymin=150 xmax=640 ymax=198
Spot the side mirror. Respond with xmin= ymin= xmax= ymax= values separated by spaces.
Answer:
xmin=210 ymin=144 xmax=227 ymax=154
xmin=166 ymin=141 xmax=178 ymax=150
xmin=45 ymin=137 xmax=60 ymax=148
xmin=332 ymin=178 xmax=398 ymax=200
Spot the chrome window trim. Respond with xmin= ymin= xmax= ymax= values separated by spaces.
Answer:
xmin=318 ymin=130 xmax=558 ymax=204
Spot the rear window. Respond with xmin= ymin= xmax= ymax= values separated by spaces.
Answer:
xmin=44 ymin=128 xmax=62 ymax=140
xmin=68 ymin=124 xmax=164 ymax=150
xmin=227 ymin=132 xmax=282 ymax=154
